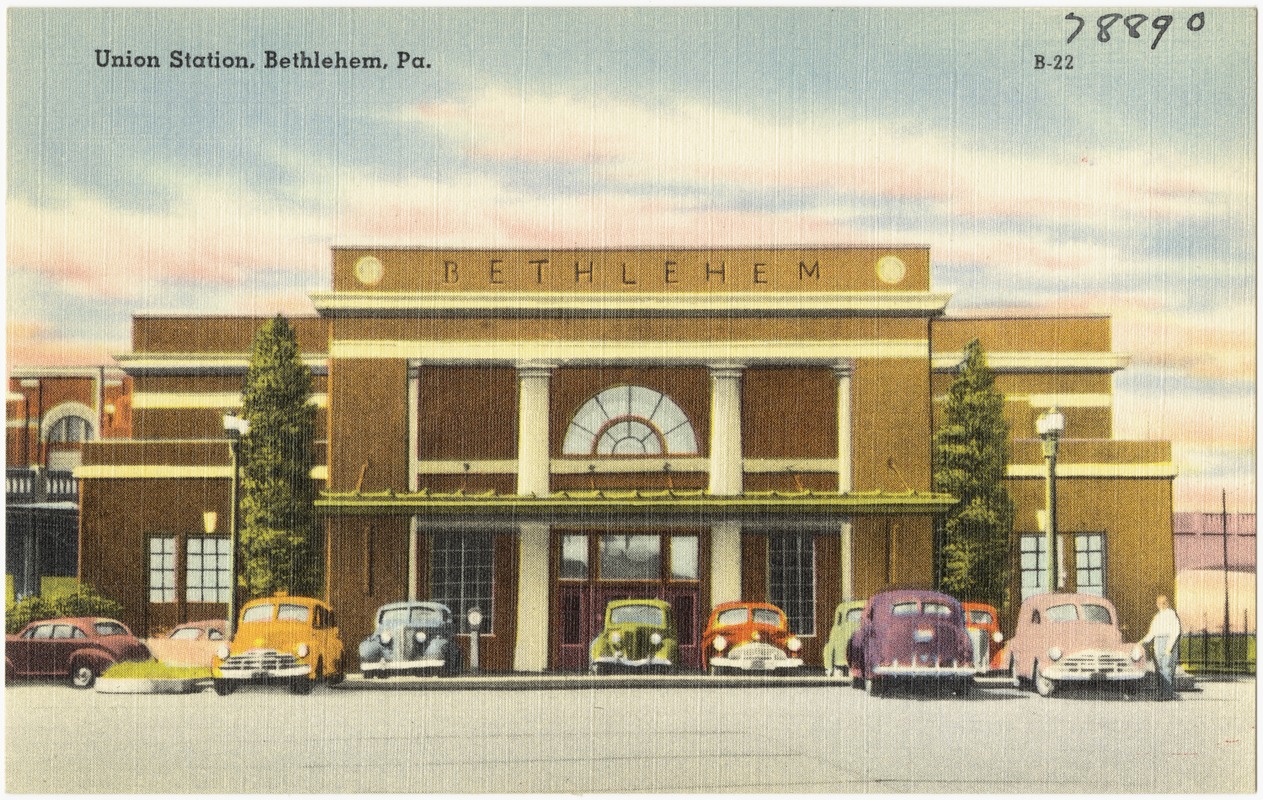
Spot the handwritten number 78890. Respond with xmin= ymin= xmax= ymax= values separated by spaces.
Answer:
xmin=1065 ymin=11 xmax=1205 ymax=50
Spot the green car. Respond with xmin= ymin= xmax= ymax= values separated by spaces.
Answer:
xmin=821 ymin=600 xmax=867 ymax=677
xmin=589 ymin=599 xmax=679 ymax=674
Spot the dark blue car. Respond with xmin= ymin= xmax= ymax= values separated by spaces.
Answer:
xmin=358 ymin=601 xmax=463 ymax=677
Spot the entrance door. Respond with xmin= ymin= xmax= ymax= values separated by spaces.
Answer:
xmin=552 ymin=531 xmax=705 ymax=672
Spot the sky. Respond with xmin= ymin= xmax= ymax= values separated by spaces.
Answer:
xmin=5 ymin=7 xmax=1256 ymax=513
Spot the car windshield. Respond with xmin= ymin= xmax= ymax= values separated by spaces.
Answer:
xmin=891 ymin=602 xmax=919 ymax=617
xmin=923 ymin=603 xmax=953 ymax=618
xmin=752 ymin=609 xmax=783 ymax=628
xmin=610 ymin=605 xmax=664 ymax=626
xmin=968 ymin=610 xmax=994 ymax=625
xmin=1045 ymin=604 xmax=1079 ymax=622
xmin=170 ymin=627 xmax=203 ymax=640
xmin=1082 ymin=604 xmax=1113 ymax=624
xmin=242 ymin=604 xmax=275 ymax=623
xmin=277 ymin=603 xmax=310 ymax=623
xmin=93 ymin=621 xmax=126 ymax=636
xmin=716 ymin=608 xmax=748 ymax=626
xmin=845 ymin=608 xmax=863 ymax=623
xmin=380 ymin=606 xmax=444 ymax=626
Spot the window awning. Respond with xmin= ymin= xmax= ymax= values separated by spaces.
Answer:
xmin=315 ymin=488 xmax=958 ymax=520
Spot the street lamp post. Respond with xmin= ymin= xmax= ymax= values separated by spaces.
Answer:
xmin=223 ymin=414 xmax=250 ymax=639
xmin=1036 ymin=408 xmax=1065 ymax=594
xmin=467 ymin=606 xmax=484 ymax=674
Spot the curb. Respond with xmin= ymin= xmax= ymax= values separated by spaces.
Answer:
xmin=95 ymin=677 xmax=208 ymax=694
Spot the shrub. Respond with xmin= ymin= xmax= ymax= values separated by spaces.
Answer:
xmin=101 ymin=660 xmax=210 ymax=680
xmin=5 ymin=583 xmax=125 ymax=633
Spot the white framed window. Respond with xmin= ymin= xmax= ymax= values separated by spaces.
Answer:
xmin=1075 ymin=533 xmax=1106 ymax=596
xmin=148 ymin=536 xmax=176 ymax=603
xmin=186 ymin=536 xmax=232 ymax=603
xmin=562 ymin=385 xmax=699 ymax=456
xmin=431 ymin=532 xmax=494 ymax=628
xmin=769 ymin=533 xmax=815 ymax=636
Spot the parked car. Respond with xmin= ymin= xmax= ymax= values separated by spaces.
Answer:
xmin=358 ymin=601 xmax=463 ymax=677
xmin=146 ymin=619 xmax=227 ymax=668
xmin=846 ymin=589 xmax=976 ymax=696
xmin=5 ymin=617 xmax=151 ymax=688
xmin=1005 ymin=592 xmax=1147 ymax=697
xmin=701 ymin=601 xmax=803 ymax=674
xmin=212 ymin=594 xmax=345 ymax=695
xmin=822 ymin=600 xmax=866 ymax=677
xmin=590 ymin=599 xmax=678 ymax=674
xmin=961 ymin=602 xmax=1004 ymax=673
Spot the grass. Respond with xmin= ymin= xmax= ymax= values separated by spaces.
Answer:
xmin=101 ymin=660 xmax=211 ymax=680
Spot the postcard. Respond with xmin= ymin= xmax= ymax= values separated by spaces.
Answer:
xmin=5 ymin=7 xmax=1255 ymax=794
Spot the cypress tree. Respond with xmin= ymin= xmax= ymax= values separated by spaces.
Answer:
xmin=238 ymin=315 xmax=321 ymax=597
xmin=933 ymin=338 xmax=1015 ymax=609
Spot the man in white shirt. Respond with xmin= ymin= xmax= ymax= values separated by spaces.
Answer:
xmin=1140 ymin=594 xmax=1181 ymax=700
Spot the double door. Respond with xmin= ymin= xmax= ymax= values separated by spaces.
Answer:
xmin=552 ymin=530 xmax=705 ymax=672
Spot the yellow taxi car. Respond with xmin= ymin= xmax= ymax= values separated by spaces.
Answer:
xmin=212 ymin=594 xmax=345 ymax=695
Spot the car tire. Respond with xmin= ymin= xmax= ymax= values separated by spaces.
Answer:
xmin=290 ymin=676 xmax=314 ymax=695
xmin=328 ymin=658 xmax=345 ymax=687
xmin=1034 ymin=662 xmax=1056 ymax=698
xmin=69 ymin=662 xmax=97 ymax=689
xmin=953 ymin=678 xmax=973 ymax=697
xmin=824 ymin=652 xmax=837 ymax=678
xmin=865 ymin=676 xmax=883 ymax=697
xmin=213 ymin=679 xmax=236 ymax=696
xmin=1008 ymin=656 xmax=1023 ymax=689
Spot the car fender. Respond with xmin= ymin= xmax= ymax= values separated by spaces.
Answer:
xmin=68 ymin=646 xmax=115 ymax=674
xmin=358 ymin=638 xmax=383 ymax=662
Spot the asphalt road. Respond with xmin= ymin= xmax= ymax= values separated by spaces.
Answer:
xmin=5 ymin=677 xmax=1255 ymax=793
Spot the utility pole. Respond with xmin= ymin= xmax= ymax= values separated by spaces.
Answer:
xmin=1221 ymin=490 xmax=1231 ymax=671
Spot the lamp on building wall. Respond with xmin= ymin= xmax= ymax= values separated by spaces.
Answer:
xmin=203 ymin=511 xmax=218 ymax=535
xmin=223 ymin=413 xmax=250 ymax=638
xmin=1035 ymin=407 xmax=1066 ymax=593
xmin=467 ymin=606 xmax=484 ymax=674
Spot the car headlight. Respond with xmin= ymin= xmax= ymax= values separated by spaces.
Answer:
xmin=380 ymin=632 xmax=393 ymax=645
xmin=1130 ymin=645 xmax=1144 ymax=662
xmin=215 ymin=644 xmax=230 ymax=660
xmin=415 ymin=631 xmax=428 ymax=643
xmin=650 ymin=632 xmax=663 ymax=646
xmin=610 ymin=630 xmax=622 ymax=645
xmin=296 ymin=643 xmax=310 ymax=658
xmin=786 ymin=637 xmax=803 ymax=652
xmin=992 ymin=631 xmax=1004 ymax=643
xmin=713 ymin=635 xmax=728 ymax=652
xmin=1048 ymin=647 xmax=1063 ymax=662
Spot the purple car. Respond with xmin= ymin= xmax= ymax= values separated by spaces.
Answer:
xmin=846 ymin=589 xmax=976 ymax=696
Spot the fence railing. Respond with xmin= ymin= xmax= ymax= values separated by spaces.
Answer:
xmin=5 ymin=468 xmax=78 ymax=503
xmin=1179 ymin=631 xmax=1256 ymax=674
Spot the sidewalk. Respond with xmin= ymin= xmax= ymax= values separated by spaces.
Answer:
xmin=333 ymin=671 xmax=1025 ymax=691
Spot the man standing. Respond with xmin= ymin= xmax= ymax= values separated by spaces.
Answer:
xmin=1140 ymin=594 xmax=1182 ymax=700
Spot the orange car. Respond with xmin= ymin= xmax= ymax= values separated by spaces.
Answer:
xmin=212 ymin=594 xmax=345 ymax=695
xmin=701 ymin=601 xmax=804 ymax=674
xmin=962 ymin=601 xmax=1005 ymax=672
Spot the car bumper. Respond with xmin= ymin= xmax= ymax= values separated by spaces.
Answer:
xmin=1042 ymin=666 xmax=1146 ymax=682
xmin=216 ymin=664 xmax=312 ymax=680
xmin=710 ymin=656 xmax=804 ymax=670
xmin=592 ymin=655 xmax=673 ymax=668
xmin=872 ymin=665 xmax=976 ymax=678
xmin=361 ymin=658 xmax=446 ymax=673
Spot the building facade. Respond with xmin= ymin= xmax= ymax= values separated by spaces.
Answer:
xmin=76 ymin=246 xmax=1177 ymax=669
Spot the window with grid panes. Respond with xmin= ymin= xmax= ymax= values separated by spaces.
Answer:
xmin=768 ymin=533 xmax=815 ymax=635
xmin=186 ymin=536 xmax=232 ymax=603
xmin=148 ymin=536 xmax=176 ymax=602
xmin=1075 ymin=533 xmax=1105 ymax=596
xmin=431 ymin=532 xmax=494 ymax=627
xmin=1019 ymin=534 xmax=1047 ymax=599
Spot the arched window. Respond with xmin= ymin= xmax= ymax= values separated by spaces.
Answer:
xmin=562 ymin=386 xmax=699 ymax=456
xmin=45 ymin=415 xmax=92 ymax=444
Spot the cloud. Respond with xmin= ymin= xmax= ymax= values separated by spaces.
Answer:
xmin=405 ymin=88 xmax=1250 ymax=229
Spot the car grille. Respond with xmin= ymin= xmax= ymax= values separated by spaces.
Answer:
xmin=1059 ymin=652 xmax=1134 ymax=674
xmin=729 ymin=643 xmax=786 ymax=661
xmin=222 ymin=650 xmax=299 ymax=672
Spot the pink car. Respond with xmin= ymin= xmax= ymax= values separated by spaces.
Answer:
xmin=1006 ymin=593 xmax=1147 ymax=697
xmin=146 ymin=620 xmax=227 ymax=668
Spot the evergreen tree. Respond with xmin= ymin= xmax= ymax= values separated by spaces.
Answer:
xmin=933 ymin=339 xmax=1015 ymax=608
xmin=238 ymin=315 xmax=321 ymax=597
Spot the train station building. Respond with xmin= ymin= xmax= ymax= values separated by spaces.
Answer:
xmin=75 ymin=246 xmax=1178 ymax=670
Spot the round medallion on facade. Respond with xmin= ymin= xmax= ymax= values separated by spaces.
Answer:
xmin=876 ymin=255 xmax=907 ymax=285
xmin=354 ymin=255 xmax=384 ymax=286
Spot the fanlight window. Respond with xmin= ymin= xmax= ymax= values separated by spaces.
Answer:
xmin=562 ymin=386 xmax=699 ymax=456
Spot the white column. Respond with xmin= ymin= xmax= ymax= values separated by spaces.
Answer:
xmin=710 ymin=522 xmax=742 ymax=605
xmin=407 ymin=517 xmax=419 ymax=602
xmin=408 ymin=365 xmax=420 ymax=492
xmin=708 ymin=365 xmax=744 ymax=496
xmin=516 ymin=364 xmax=554 ymax=497
xmin=835 ymin=361 xmax=856 ymax=599
xmin=513 ymin=522 xmax=550 ymax=672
